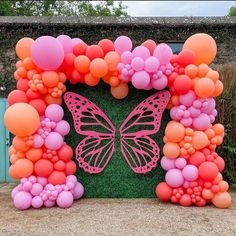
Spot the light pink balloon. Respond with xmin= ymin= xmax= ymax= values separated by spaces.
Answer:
xmin=45 ymin=132 xmax=64 ymax=150
xmin=37 ymin=177 xmax=48 ymax=187
xmin=175 ymin=158 xmax=187 ymax=169
xmin=153 ymin=43 xmax=173 ymax=64
xmin=144 ymin=56 xmax=159 ymax=72
xmin=32 ymin=196 xmax=43 ymax=208
xmin=44 ymin=200 xmax=55 ymax=208
xmin=180 ymin=117 xmax=192 ymax=127
xmin=193 ymin=113 xmax=211 ymax=130
xmin=131 ymin=71 xmax=150 ymax=89
xmin=57 ymin=35 xmax=73 ymax=53
xmin=179 ymin=90 xmax=197 ymax=107
xmin=11 ymin=187 xmax=19 ymax=199
xmin=114 ymin=36 xmax=132 ymax=55
xmin=54 ymin=120 xmax=70 ymax=136
xmin=161 ymin=156 xmax=176 ymax=171
xmin=73 ymin=183 xmax=84 ymax=200
xmin=45 ymin=104 xmax=64 ymax=122
xmin=121 ymin=51 xmax=133 ymax=64
xmin=131 ymin=57 xmax=144 ymax=71
xmin=182 ymin=164 xmax=198 ymax=181
xmin=57 ymin=191 xmax=74 ymax=208
xmin=31 ymin=36 xmax=64 ymax=70
xmin=151 ymin=75 xmax=168 ymax=90
xmin=66 ymin=175 xmax=77 ymax=185
xmin=132 ymin=46 xmax=150 ymax=60
xmin=14 ymin=192 xmax=32 ymax=210
xmin=72 ymin=38 xmax=83 ymax=47
xmin=30 ymin=183 xmax=43 ymax=196
xmin=32 ymin=134 xmax=44 ymax=148
xmin=165 ymin=169 xmax=184 ymax=188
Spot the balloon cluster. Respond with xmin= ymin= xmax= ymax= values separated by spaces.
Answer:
xmin=156 ymin=33 xmax=231 ymax=209
xmin=12 ymin=175 xmax=84 ymax=210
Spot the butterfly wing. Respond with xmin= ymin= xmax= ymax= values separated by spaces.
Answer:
xmin=64 ymin=92 xmax=116 ymax=174
xmin=119 ymin=91 xmax=170 ymax=174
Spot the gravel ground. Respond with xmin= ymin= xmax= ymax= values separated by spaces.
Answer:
xmin=0 ymin=183 xmax=235 ymax=236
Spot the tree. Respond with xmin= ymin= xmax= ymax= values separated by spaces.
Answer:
xmin=228 ymin=5 xmax=236 ymax=16
xmin=0 ymin=0 xmax=128 ymax=16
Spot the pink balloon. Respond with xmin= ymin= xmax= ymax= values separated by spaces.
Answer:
xmin=57 ymin=35 xmax=73 ymax=53
xmin=151 ymin=75 xmax=168 ymax=90
xmin=11 ymin=187 xmax=19 ymax=199
xmin=45 ymin=104 xmax=64 ymax=122
xmin=66 ymin=175 xmax=77 ymax=185
xmin=165 ymin=169 xmax=184 ymax=188
xmin=188 ymin=106 xmax=201 ymax=118
xmin=179 ymin=91 xmax=197 ymax=107
xmin=180 ymin=117 xmax=192 ymax=127
xmin=14 ymin=192 xmax=32 ymax=210
xmin=131 ymin=57 xmax=144 ymax=71
xmin=28 ymin=176 xmax=37 ymax=183
xmin=22 ymin=182 xmax=32 ymax=192
xmin=44 ymin=200 xmax=55 ymax=208
xmin=57 ymin=191 xmax=74 ymax=208
xmin=114 ymin=36 xmax=132 ymax=55
xmin=31 ymin=36 xmax=64 ymax=70
xmin=30 ymin=183 xmax=43 ymax=196
xmin=144 ymin=56 xmax=159 ymax=73
xmin=132 ymin=46 xmax=150 ymax=60
xmin=32 ymin=134 xmax=44 ymax=148
xmin=54 ymin=120 xmax=70 ymax=136
xmin=121 ymin=51 xmax=133 ymax=64
xmin=32 ymin=196 xmax=43 ymax=208
xmin=45 ymin=132 xmax=64 ymax=150
xmin=193 ymin=113 xmax=211 ymax=130
xmin=201 ymin=98 xmax=216 ymax=114
xmin=153 ymin=43 xmax=173 ymax=64
xmin=73 ymin=182 xmax=84 ymax=200
xmin=161 ymin=156 xmax=176 ymax=171
xmin=72 ymin=38 xmax=83 ymax=47
xmin=37 ymin=177 xmax=48 ymax=187
xmin=175 ymin=158 xmax=187 ymax=169
xmin=144 ymin=82 xmax=153 ymax=90
xmin=131 ymin=71 xmax=150 ymax=89
xmin=182 ymin=164 xmax=198 ymax=181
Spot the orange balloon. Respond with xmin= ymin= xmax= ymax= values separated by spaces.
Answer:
xmin=23 ymin=57 xmax=35 ymax=70
xmin=90 ymin=58 xmax=108 ymax=78
xmin=192 ymin=131 xmax=208 ymax=150
xmin=212 ymin=192 xmax=232 ymax=208
xmin=104 ymin=51 xmax=120 ymax=71
xmin=84 ymin=73 xmax=100 ymax=86
xmin=183 ymin=33 xmax=217 ymax=65
xmin=165 ymin=121 xmax=185 ymax=142
xmin=26 ymin=148 xmax=43 ymax=162
xmin=42 ymin=71 xmax=59 ymax=88
xmin=14 ymin=158 xmax=34 ymax=178
xmin=163 ymin=142 xmax=180 ymax=159
xmin=202 ymin=189 xmax=214 ymax=200
xmin=74 ymin=55 xmax=90 ymax=73
xmin=16 ymin=37 xmax=34 ymax=60
xmin=219 ymin=181 xmax=229 ymax=192
xmin=206 ymin=70 xmax=219 ymax=82
xmin=213 ymin=124 xmax=224 ymax=135
xmin=194 ymin=78 xmax=215 ymax=98
xmin=109 ymin=76 xmax=120 ymax=87
xmin=4 ymin=103 xmax=40 ymax=137
xmin=44 ymin=94 xmax=62 ymax=105
xmin=184 ymin=64 xmax=198 ymax=79
xmin=110 ymin=83 xmax=129 ymax=99
xmin=212 ymin=80 xmax=223 ymax=97
xmin=9 ymin=165 xmax=19 ymax=179
xmin=9 ymin=145 xmax=16 ymax=156
xmin=197 ymin=64 xmax=210 ymax=77
xmin=12 ymin=136 xmax=30 ymax=152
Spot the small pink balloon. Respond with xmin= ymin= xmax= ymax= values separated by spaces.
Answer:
xmin=45 ymin=104 xmax=64 ymax=122
xmin=66 ymin=175 xmax=78 ymax=185
xmin=37 ymin=177 xmax=48 ymax=187
xmin=54 ymin=120 xmax=70 ymax=136
xmin=151 ymin=75 xmax=168 ymax=90
xmin=131 ymin=57 xmax=144 ymax=71
xmin=57 ymin=35 xmax=73 ymax=53
xmin=132 ymin=46 xmax=150 ymax=60
xmin=11 ymin=187 xmax=19 ymax=199
xmin=175 ymin=158 xmax=187 ymax=169
xmin=57 ymin=191 xmax=74 ymax=208
xmin=183 ymin=180 xmax=189 ymax=188
xmin=161 ymin=156 xmax=176 ymax=171
xmin=31 ymin=183 xmax=43 ymax=196
xmin=180 ymin=117 xmax=192 ymax=127
xmin=32 ymin=134 xmax=44 ymax=148
xmin=121 ymin=51 xmax=133 ymax=64
xmin=182 ymin=164 xmax=198 ymax=181
xmin=114 ymin=36 xmax=132 ymax=55
xmin=188 ymin=106 xmax=201 ymax=118
xmin=32 ymin=196 xmax=43 ymax=208
xmin=201 ymin=98 xmax=216 ymax=114
xmin=45 ymin=132 xmax=64 ymax=150
xmin=31 ymin=36 xmax=64 ymax=70
xmin=153 ymin=43 xmax=173 ymax=64
xmin=28 ymin=176 xmax=37 ymax=183
xmin=193 ymin=113 xmax=211 ymax=130
xmin=131 ymin=71 xmax=150 ymax=89
xmin=165 ymin=169 xmax=184 ymax=188
xmin=73 ymin=182 xmax=84 ymax=200
xmin=23 ymin=182 xmax=32 ymax=192
xmin=44 ymin=199 xmax=55 ymax=208
xmin=179 ymin=90 xmax=197 ymax=107
xmin=14 ymin=192 xmax=32 ymax=210
xmin=144 ymin=56 xmax=159 ymax=72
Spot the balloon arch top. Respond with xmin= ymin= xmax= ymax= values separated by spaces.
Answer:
xmin=4 ymin=33 xmax=232 ymax=210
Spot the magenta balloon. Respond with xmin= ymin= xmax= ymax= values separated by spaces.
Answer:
xmin=45 ymin=104 xmax=64 ymax=122
xmin=144 ymin=56 xmax=159 ymax=73
xmin=153 ymin=43 xmax=173 ymax=64
xmin=165 ymin=169 xmax=184 ymax=188
xmin=14 ymin=191 xmax=32 ymax=210
xmin=161 ymin=156 xmax=176 ymax=171
xmin=31 ymin=36 xmax=64 ymax=70
xmin=175 ymin=157 xmax=187 ymax=169
xmin=151 ymin=75 xmax=168 ymax=90
xmin=131 ymin=71 xmax=150 ymax=89
xmin=57 ymin=191 xmax=74 ymax=208
xmin=73 ymin=182 xmax=84 ymax=200
xmin=114 ymin=36 xmax=133 ymax=55
xmin=179 ymin=90 xmax=197 ymax=107
xmin=132 ymin=46 xmax=150 ymax=60
xmin=131 ymin=57 xmax=145 ymax=71
xmin=193 ymin=113 xmax=211 ymax=130
xmin=32 ymin=196 xmax=43 ymax=208
xmin=45 ymin=132 xmax=64 ymax=150
xmin=32 ymin=134 xmax=44 ymax=148
xmin=182 ymin=164 xmax=198 ymax=181
xmin=57 ymin=35 xmax=73 ymax=53
xmin=54 ymin=120 xmax=70 ymax=136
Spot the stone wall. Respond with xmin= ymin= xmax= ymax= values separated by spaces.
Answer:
xmin=0 ymin=16 xmax=236 ymax=97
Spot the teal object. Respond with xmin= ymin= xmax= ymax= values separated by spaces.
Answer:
xmin=0 ymin=98 xmax=11 ymax=182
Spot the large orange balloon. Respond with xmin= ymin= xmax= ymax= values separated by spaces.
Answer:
xmin=183 ymin=33 xmax=217 ymax=65
xmin=165 ymin=121 xmax=185 ymax=142
xmin=12 ymin=136 xmax=30 ymax=152
xmin=110 ymin=83 xmax=129 ymax=99
xmin=163 ymin=142 xmax=180 ymax=159
xmin=104 ymin=52 xmax=120 ymax=71
xmin=16 ymin=37 xmax=34 ymax=60
xmin=4 ymin=103 xmax=40 ymax=137
xmin=13 ymin=159 xmax=34 ymax=178
xmin=42 ymin=71 xmax=59 ymax=88
xmin=192 ymin=131 xmax=208 ymax=150
xmin=74 ymin=55 xmax=90 ymax=73
xmin=212 ymin=192 xmax=232 ymax=208
xmin=194 ymin=78 xmax=215 ymax=98
xmin=26 ymin=148 xmax=43 ymax=162
xmin=90 ymin=58 xmax=108 ymax=78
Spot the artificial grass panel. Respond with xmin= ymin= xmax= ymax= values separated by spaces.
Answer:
xmin=63 ymin=82 xmax=171 ymax=198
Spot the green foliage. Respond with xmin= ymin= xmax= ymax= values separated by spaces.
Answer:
xmin=0 ymin=0 xmax=128 ymax=16
xmin=228 ymin=5 xmax=236 ymax=16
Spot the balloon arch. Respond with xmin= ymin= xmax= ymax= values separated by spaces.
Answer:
xmin=4 ymin=33 xmax=232 ymax=210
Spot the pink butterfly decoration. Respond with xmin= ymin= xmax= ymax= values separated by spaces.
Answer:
xmin=64 ymin=90 xmax=170 ymax=174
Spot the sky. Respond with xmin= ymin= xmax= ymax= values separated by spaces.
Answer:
xmin=118 ymin=1 xmax=236 ymax=16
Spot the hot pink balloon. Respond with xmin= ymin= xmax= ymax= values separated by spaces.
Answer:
xmin=182 ymin=164 xmax=198 ymax=181
xmin=57 ymin=35 xmax=73 ymax=53
xmin=114 ymin=36 xmax=133 ymax=55
xmin=153 ymin=43 xmax=173 ymax=64
xmin=165 ymin=169 xmax=184 ymax=188
xmin=45 ymin=132 xmax=64 ymax=150
xmin=131 ymin=71 xmax=150 ymax=89
xmin=31 ymin=36 xmax=64 ymax=70
xmin=132 ymin=46 xmax=150 ymax=60
xmin=151 ymin=75 xmax=168 ymax=90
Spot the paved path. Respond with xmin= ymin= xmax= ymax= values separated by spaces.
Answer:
xmin=0 ymin=183 xmax=235 ymax=236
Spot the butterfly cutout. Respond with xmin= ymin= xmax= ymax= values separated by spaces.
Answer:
xmin=64 ymin=90 xmax=170 ymax=174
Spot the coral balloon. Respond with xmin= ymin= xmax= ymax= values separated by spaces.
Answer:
xmin=17 ymin=78 xmax=30 ymax=92
xmin=42 ymin=71 xmax=59 ymax=88
xmin=104 ymin=51 xmax=120 ymax=71
xmin=142 ymin=39 xmax=156 ymax=55
xmin=173 ymin=75 xmax=192 ymax=94
xmin=111 ymin=83 xmax=129 ymax=99
xmin=48 ymin=171 xmax=66 ymax=185
xmin=155 ymin=182 xmax=172 ymax=201
xmin=73 ymin=42 xmax=87 ymax=56
xmin=12 ymin=136 xmax=30 ymax=152
xmin=74 ymin=55 xmax=90 ymax=73
xmin=16 ymin=37 xmax=34 ymax=60
xmin=212 ymin=192 xmax=232 ymax=208
xmin=192 ymin=131 xmax=208 ymax=150
xmin=86 ymin=45 xmax=104 ymax=60
xmin=58 ymin=145 xmax=73 ymax=162
xmin=65 ymin=160 xmax=77 ymax=175
xmin=26 ymin=148 xmax=43 ymax=162
xmin=198 ymin=161 xmax=218 ymax=181
xmin=8 ymin=90 xmax=28 ymax=105
xmin=84 ymin=73 xmax=100 ymax=86
xmin=14 ymin=159 xmax=34 ymax=178
xmin=98 ymin=39 xmax=114 ymax=54
xmin=35 ymin=159 xmax=53 ymax=177
xmin=180 ymin=194 xmax=192 ymax=206
xmin=29 ymin=99 xmax=46 ymax=116
xmin=90 ymin=58 xmax=108 ymax=78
